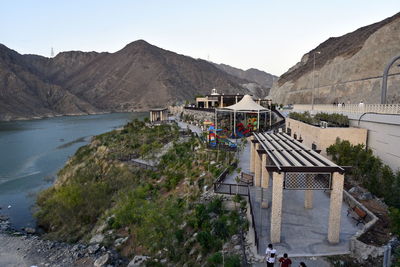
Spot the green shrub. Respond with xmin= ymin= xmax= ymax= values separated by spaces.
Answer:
xmin=225 ymin=254 xmax=241 ymax=267
xmin=289 ymin=112 xmax=349 ymax=127
xmin=207 ymin=252 xmax=223 ymax=265
xmin=389 ymin=207 xmax=400 ymax=237
xmin=327 ymin=139 xmax=400 ymax=241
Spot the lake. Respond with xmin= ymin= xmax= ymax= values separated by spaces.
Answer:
xmin=0 ymin=112 xmax=147 ymax=230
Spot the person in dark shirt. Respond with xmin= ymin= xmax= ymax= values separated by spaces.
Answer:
xmin=278 ymin=253 xmax=292 ymax=267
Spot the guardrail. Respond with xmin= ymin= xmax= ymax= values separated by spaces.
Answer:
xmin=293 ymin=104 xmax=400 ymax=114
xmin=213 ymin=183 xmax=250 ymax=196
xmin=248 ymin=194 xmax=259 ymax=250
xmin=184 ymin=106 xmax=215 ymax=112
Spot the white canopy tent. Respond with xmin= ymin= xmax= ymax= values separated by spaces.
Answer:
xmin=215 ymin=95 xmax=271 ymax=136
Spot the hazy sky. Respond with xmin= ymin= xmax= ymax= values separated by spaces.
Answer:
xmin=1 ymin=1 xmax=399 ymax=75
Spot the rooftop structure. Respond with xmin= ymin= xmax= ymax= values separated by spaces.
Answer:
xmin=149 ymin=108 xmax=168 ymax=123
xmin=195 ymin=88 xmax=271 ymax=109
xmin=251 ymin=132 xmax=349 ymax=244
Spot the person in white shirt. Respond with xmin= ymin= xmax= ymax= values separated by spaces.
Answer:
xmin=264 ymin=243 xmax=277 ymax=266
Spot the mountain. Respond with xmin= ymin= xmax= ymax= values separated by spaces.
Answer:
xmin=0 ymin=44 xmax=97 ymax=121
xmin=213 ymin=63 xmax=277 ymax=97
xmin=0 ymin=40 xmax=253 ymax=121
xmin=269 ymin=12 xmax=400 ymax=104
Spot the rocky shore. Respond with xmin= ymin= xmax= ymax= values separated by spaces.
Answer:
xmin=0 ymin=216 xmax=127 ymax=267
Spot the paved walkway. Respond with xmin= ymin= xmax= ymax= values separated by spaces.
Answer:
xmin=249 ymin=184 xmax=361 ymax=257
xmin=223 ymin=139 xmax=251 ymax=184
xmin=252 ymin=256 xmax=331 ymax=267
xmin=171 ymin=115 xmax=202 ymax=135
xmin=216 ymin=136 xmax=360 ymax=258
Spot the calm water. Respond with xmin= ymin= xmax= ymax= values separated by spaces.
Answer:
xmin=0 ymin=112 xmax=146 ymax=230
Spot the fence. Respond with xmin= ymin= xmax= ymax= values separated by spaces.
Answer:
xmin=213 ymin=183 xmax=250 ymax=196
xmin=183 ymin=106 xmax=215 ymax=112
xmin=293 ymin=104 xmax=400 ymax=114
xmin=248 ymin=194 xmax=259 ymax=250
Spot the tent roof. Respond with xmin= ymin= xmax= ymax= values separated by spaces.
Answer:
xmin=218 ymin=94 xmax=268 ymax=112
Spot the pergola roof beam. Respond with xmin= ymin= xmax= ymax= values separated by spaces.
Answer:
xmin=253 ymin=132 xmax=346 ymax=174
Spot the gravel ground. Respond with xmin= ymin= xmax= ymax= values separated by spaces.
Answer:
xmin=0 ymin=232 xmax=98 ymax=267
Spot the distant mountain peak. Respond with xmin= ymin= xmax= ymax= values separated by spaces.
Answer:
xmin=0 ymin=40 xmax=258 ymax=120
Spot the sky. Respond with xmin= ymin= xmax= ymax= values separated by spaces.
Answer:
xmin=1 ymin=1 xmax=399 ymax=76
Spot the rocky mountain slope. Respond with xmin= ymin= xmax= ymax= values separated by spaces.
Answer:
xmin=0 ymin=40 xmax=258 ymax=121
xmin=269 ymin=12 xmax=400 ymax=104
xmin=0 ymin=44 xmax=97 ymax=121
xmin=213 ymin=63 xmax=277 ymax=98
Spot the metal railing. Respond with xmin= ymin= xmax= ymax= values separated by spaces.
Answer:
xmin=293 ymin=104 xmax=400 ymax=114
xmin=213 ymin=183 xmax=250 ymax=196
xmin=184 ymin=106 xmax=215 ymax=112
xmin=248 ymin=194 xmax=259 ymax=250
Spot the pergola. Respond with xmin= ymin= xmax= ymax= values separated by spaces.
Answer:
xmin=250 ymin=132 xmax=348 ymax=244
xmin=215 ymin=95 xmax=271 ymax=135
xmin=149 ymin=108 xmax=168 ymax=123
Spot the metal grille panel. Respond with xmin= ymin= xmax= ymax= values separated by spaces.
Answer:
xmin=284 ymin=172 xmax=331 ymax=190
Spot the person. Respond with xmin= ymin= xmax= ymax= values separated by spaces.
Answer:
xmin=264 ymin=243 xmax=277 ymax=266
xmin=299 ymin=262 xmax=307 ymax=267
xmin=279 ymin=253 xmax=292 ymax=267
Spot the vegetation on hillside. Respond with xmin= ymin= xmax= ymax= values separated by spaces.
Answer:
xmin=327 ymin=139 xmax=400 ymax=236
xmin=36 ymin=119 xmax=245 ymax=265
xmin=289 ymin=111 xmax=349 ymax=127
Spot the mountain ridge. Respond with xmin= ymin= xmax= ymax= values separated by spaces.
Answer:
xmin=0 ymin=40 xmax=272 ymax=121
xmin=270 ymin=12 xmax=400 ymax=104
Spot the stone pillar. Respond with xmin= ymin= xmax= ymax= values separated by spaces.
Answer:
xmin=205 ymin=96 xmax=209 ymax=108
xmin=250 ymin=137 xmax=255 ymax=173
xmin=235 ymin=96 xmax=238 ymax=103
xmin=254 ymin=145 xmax=261 ymax=187
xmin=261 ymin=154 xmax=269 ymax=208
xmin=261 ymin=154 xmax=269 ymax=188
xmin=270 ymin=172 xmax=284 ymax=243
xmin=304 ymin=174 xmax=313 ymax=209
xmin=220 ymin=96 xmax=224 ymax=107
xmin=328 ymin=172 xmax=344 ymax=244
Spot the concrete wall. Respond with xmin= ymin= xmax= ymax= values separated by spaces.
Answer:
xmin=181 ymin=108 xmax=215 ymax=124
xmin=286 ymin=118 xmax=367 ymax=157
xmin=288 ymin=110 xmax=400 ymax=171
xmin=349 ymin=114 xmax=400 ymax=172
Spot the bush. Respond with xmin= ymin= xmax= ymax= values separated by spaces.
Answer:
xmin=225 ymin=254 xmax=241 ymax=267
xmin=289 ymin=112 xmax=349 ymax=127
xmin=207 ymin=252 xmax=223 ymax=265
xmin=327 ymin=139 xmax=400 ymax=241
xmin=389 ymin=207 xmax=400 ymax=237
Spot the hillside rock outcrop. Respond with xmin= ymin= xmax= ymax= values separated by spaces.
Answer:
xmin=270 ymin=12 xmax=400 ymax=104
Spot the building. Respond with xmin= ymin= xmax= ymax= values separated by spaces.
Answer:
xmin=285 ymin=118 xmax=367 ymax=157
xmin=195 ymin=88 xmax=271 ymax=109
xmin=149 ymin=108 xmax=168 ymax=123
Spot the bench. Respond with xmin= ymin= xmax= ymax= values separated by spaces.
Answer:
xmin=347 ymin=206 xmax=367 ymax=226
xmin=240 ymin=172 xmax=254 ymax=185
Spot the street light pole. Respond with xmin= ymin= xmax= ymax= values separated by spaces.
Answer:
xmin=268 ymin=99 xmax=272 ymax=128
xmin=311 ymin=51 xmax=321 ymax=111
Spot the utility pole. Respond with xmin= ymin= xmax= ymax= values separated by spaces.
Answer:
xmin=311 ymin=51 xmax=321 ymax=111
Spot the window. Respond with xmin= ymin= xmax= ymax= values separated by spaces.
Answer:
xmin=312 ymin=143 xmax=317 ymax=150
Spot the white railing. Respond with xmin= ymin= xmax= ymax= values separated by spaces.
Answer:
xmin=293 ymin=104 xmax=400 ymax=114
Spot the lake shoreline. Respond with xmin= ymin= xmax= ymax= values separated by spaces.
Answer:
xmin=0 ymin=217 xmax=126 ymax=267
xmin=0 ymin=109 xmax=152 ymax=122
xmin=0 ymin=113 xmax=145 ymax=231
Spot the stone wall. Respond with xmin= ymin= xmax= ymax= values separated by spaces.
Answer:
xmin=285 ymin=118 xmax=367 ymax=156
xmin=270 ymin=15 xmax=400 ymax=104
xmin=181 ymin=108 xmax=215 ymax=124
